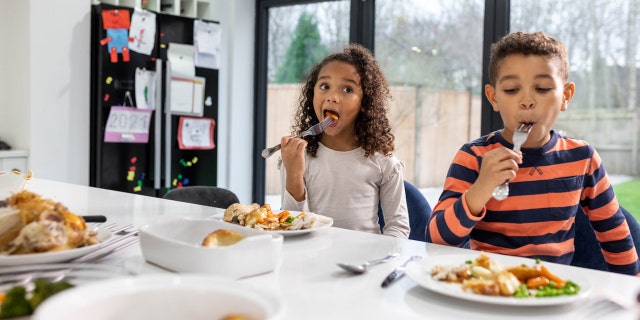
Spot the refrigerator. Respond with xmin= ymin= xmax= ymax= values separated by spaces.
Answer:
xmin=90 ymin=3 xmax=220 ymax=197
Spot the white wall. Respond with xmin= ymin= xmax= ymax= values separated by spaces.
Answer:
xmin=0 ymin=0 xmax=256 ymax=203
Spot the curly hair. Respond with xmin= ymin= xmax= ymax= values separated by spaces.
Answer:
xmin=488 ymin=31 xmax=569 ymax=86
xmin=292 ymin=43 xmax=395 ymax=157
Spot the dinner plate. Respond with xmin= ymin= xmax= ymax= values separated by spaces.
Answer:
xmin=32 ymin=274 xmax=284 ymax=320
xmin=405 ymin=253 xmax=591 ymax=306
xmin=0 ymin=227 xmax=112 ymax=266
xmin=212 ymin=210 xmax=334 ymax=237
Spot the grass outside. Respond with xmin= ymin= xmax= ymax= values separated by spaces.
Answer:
xmin=614 ymin=178 xmax=640 ymax=222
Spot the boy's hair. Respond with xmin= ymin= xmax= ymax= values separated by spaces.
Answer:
xmin=294 ymin=43 xmax=395 ymax=157
xmin=488 ymin=31 xmax=569 ymax=86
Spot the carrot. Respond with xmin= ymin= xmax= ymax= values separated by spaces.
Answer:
xmin=540 ymin=265 xmax=565 ymax=288
xmin=526 ymin=276 xmax=550 ymax=289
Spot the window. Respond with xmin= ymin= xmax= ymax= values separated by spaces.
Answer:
xmin=510 ymin=0 xmax=640 ymax=214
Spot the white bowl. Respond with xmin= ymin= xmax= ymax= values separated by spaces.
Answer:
xmin=139 ymin=217 xmax=283 ymax=278
xmin=33 ymin=274 xmax=283 ymax=320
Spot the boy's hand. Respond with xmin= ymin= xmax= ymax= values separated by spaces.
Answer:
xmin=466 ymin=147 xmax=523 ymax=215
xmin=281 ymin=136 xmax=307 ymax=201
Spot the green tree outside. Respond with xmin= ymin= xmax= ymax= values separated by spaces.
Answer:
xmin=274 ymin=12 xmax=328 ymax=84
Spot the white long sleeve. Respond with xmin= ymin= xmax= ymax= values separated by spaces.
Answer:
xmin=280 ymin=143 xmax=409 ymax=238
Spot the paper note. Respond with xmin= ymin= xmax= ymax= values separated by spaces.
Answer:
xmin=104 ymin=106 xmax=153 ymax=143
xmin=129 ymin=8 xmax=156 ymax=55
xmin=106 ymin=29 xmax=129 ymax=54
xmin=169 ymin=76 xmax=205 ymax=116
xmin=168 ymin=43 xmax=195 ymax=77
xmin=177 ymin=117 xmax=216 ymax=150
xmin=135 ymin=68 xmax=157 ymax=110
xmin=194 ymin=20 xmax=221 ymax=69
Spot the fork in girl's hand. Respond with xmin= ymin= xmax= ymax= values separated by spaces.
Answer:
xmin=492 ymin=123 xmax=533 ymax=201
xmin=261 ymin=116 xmax=335 ymax=159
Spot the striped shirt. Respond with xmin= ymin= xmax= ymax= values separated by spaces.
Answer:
xmin=426 ymin=130 xmax=640 ymax=276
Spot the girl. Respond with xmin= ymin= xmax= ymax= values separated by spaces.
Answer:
xmin=279 ymin=43 xmax=410 ymax=238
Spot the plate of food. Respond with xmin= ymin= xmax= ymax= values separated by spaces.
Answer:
xmin=32 ymin=274 xmax=284 ymax=320
xmin=0 ymin=190 xmax=112 ymax=266
xmin=215 ymin=203 xmax=333 ymax=237
xmin=405 ymin=252 xmax=591 ymax=306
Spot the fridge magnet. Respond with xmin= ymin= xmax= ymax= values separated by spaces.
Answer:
xmin=101 ymin=9 xmax=131 ymax=30
xmin=104 ymin=106 xmax=153 ymax=143
xmin=129 ymin=8 xmax=156 ymax=55
xmin=135 ymin=68 xmax=157 ymax=110
xmin=177 ymin=117 xmax=215 ymax=150
xmin=194 ymin=20 xmax=221 ymax=69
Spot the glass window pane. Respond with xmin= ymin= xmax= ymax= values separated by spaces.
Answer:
xmin=375 ymin=0 xmax=485 ymax=204
xmin=265 ymin=1 xmax=350 ymax=205
xmin=511 ymin=0 xmax=640 ymax=214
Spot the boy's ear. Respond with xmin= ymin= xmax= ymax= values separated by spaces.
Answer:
xmin=562 ymin=82 xmax=576 ymax=111
xmin=484 ymin=84 xmax=499 ymax=112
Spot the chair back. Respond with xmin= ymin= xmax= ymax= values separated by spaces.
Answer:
xmin=163 ymin=186 xmax=240 ymax=209
xmin=571 ymin=205 xmax=640 ymax=271
xmin=378 ymin=180 xmax=432 ymax=241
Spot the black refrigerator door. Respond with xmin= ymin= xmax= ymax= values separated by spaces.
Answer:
xmin=90 ymin=4 xmax=159 ymax=196
xmin=156 ymin=14 xmax=219 ymax=196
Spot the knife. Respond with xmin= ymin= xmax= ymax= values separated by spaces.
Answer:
xmin=82 ymin=215 xmax=107 ymax=223
xmin=381 ymin=255 xmax=422 ymax=288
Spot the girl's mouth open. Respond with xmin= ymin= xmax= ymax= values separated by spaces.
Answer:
xmin=324 ymin=110 xmax=339 ymax=127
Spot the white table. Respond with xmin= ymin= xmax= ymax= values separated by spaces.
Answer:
xmin=23 ymin=178 xmax=640 ymax=320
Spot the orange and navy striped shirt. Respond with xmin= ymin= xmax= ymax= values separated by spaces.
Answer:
xmin=426 ymin=130 xmax=640 ymax=276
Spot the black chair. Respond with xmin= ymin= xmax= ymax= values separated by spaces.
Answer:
xmin=378 ymin=180 xmax=432 ymax=242
xmin=162 ymin=186 xmax=240 ymax=209
xmin=571 ymin=205 xmax=640 ymax=271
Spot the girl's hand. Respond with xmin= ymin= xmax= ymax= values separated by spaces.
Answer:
xmin=466 ymin=147 xmax=523 ymax=215
xmin=280 ymin=136 xmax=307 ymax=201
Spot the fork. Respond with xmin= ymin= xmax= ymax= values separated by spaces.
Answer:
xmin=575 ymin=295 xmax=638 ymax=319
xmin=261 ymin=116 xmax=335 ymax=159
xmin=492 ymin=123 xmax=533 ymax=201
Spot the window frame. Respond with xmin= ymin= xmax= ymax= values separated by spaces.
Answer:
xmin=253 ymin=0 xmax=509 ymax=202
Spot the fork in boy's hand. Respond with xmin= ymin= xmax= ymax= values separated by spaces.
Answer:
xmin=492 ymin=123 xmax=533 ymax=201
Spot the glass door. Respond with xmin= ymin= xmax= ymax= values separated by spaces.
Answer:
xmin=263 ymin=1 xmax=351 ymax=207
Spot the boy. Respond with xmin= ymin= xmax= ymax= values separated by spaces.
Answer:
xmin=425 ymin=31 xmax=640 ymax=276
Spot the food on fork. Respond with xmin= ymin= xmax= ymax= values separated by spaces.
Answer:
xmin=431 ymin=253 xmax=580 ymax=298
xmin=201 ymin=229 xmax=244 ymax=247
xmin=0 ymin=190 xmax=99 ymax=255
xmin=223 ymin=203 xmax=319 ymax=231
xmin=324 ymin=110 xmax=339 ymax=120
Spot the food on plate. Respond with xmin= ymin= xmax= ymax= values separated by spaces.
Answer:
xmin=223 ymin=203 xmax=319 ymax=231
xmin=201 ymin=229 xmax=244 ymax=247
xmin=430 ymin=253 xmax=580 ymax=298
xmin=0 ymin=190 xmax=99 ymax=255
xmin=0 ymin=279 xmax=73 ymax=318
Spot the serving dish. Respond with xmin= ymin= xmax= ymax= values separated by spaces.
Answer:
xmin=405 ymin=253 xmax=591 ymax=306
xmin=33 ymin=274 xmax=283 ymax=320
xmin=139 ymin=217 xmax=283 ymax=278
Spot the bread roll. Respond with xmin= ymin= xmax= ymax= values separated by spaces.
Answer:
xmin=201 ymin=229 xmax=244 ymax=247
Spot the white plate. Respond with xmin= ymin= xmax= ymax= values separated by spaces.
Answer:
xmin=212 ymin=210 xmax=334 ymax=238
xmin=405 ymin=253 xmax=591 ymax=306
xmin=0 ymin=227 xmax=112 ymax=266
xmin=33 ymin=274 xmax=284 ymax=320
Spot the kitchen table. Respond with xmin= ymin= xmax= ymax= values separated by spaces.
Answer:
xmin=20 ymin=178 xmax=640 ymax=319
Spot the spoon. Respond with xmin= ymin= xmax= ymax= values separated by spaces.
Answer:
xmin=337 ymin=252 xmax=400 ymax=274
